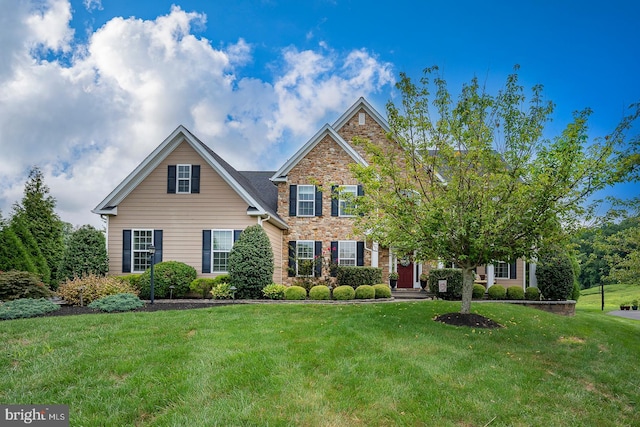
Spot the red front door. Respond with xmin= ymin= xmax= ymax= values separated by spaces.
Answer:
xmin=397 ymin=263 xmax=414 ymax=288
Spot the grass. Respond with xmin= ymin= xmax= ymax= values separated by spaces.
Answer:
xmin=1 ymin=301 xmax=639 ymax=426
xmin=578 ymin=283 xmax=640 ymax=312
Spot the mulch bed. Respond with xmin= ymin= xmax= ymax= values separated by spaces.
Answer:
xmin=43 ymin=302 xmax=225 ymax=317
xmin=434 ymin=312 xmax=503 ymax=329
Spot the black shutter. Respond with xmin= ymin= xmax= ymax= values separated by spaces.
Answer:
xmin=331 ymin=185 xmax=339 ymax=216
xmin=330 ymin=241 xmax=338 ymax=277
xmin=122 ymin=230 xmax=132 ymax=273
xmin=314 ymin=241 xmax=322 ymax=277
xmin=191 ymin=165 xmax=200 ymax=194
xmin=289 ymin=185 xmax=297 ymax=216
xmin=357 ymin=241 xmax=365 ymax=266
xmin=234 ymin=229 xmax=242 ymax=242
xmin=202 ymin=230 xmax=212 ymax=273
xmin=357 ymin=184 xmax=364 ymax=196
xmin=315 ymin=186 xmax=322 ymax=216
xmin=167 ymin=165 xmax=176 ymax=193
xmin=510 ymin=261 xmax=517 ymax=279
xmin=153 ymin=230 xmax=163 ymax=263
xmin=288 ymin=241 xmax=296 ymax=277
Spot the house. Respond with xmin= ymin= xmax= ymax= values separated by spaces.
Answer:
xmin=93 ymin=98 xmax=536 ymax=290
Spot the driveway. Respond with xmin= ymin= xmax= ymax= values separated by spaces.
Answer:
xmin=609 ymin=310 xmax=640 ymax=320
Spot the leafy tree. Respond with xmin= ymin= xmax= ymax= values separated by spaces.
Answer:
xmin=598 ymin=215 xmax=639 ymax=285
xmin=58 ymin=225 xmax=109 ymax=281
xmin=228 ymin=225 xmax=274 ymax=299
xmin=351 ymin=66 xmax=639 ymax=314
xmin=12 ymin=167 xmax=65 ymax=285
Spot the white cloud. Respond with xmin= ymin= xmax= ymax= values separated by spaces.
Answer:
xmin=0 ymin=0 xmax=394 ymax=227
xmin=83 ymin=0 xmax=102 ymax=12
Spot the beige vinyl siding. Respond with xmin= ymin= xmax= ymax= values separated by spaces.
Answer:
xmin=107 ymin=140 xmax=257 ymax=276
xmin=476 ymin=259 xmax=527 ymax=288
xmin=261 ymin=220 xmax=284 ymax=284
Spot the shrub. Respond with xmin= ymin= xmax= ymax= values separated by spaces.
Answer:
xmin=138 ymin=261 xmax=197 ymax=299
xmin=0 ymin=298 xmax=59 ymax=320
xmin=570 ymin=281 xmax=581 ymax=302
xmin=309 ymin=285 xmax=330 ymax=300
xmin=285 ymin=286 xmax=307 ymax=300
xmin=373 ymin=284 xmax=392 ymax=299
xmin=0 ymin=270 xmax=52 ymax=301
xmin=472 ymin=284 xmax=486 ymax=299
xmin=336 ymin=267 xmax=382 ymax=288
xmin=488 ymin=285 xmax=506 ymax=300
xmin=57 ymin=274 xmax=138 ymax=306
xmin=88 ymin=293 xmax=144 ymax=312
xmin=525 ymin=287 xmax=541 ymax=301
xmin=210 ymin=282 xmax=233 ymax=299
xmin=536 ymin=246 xmax=575 ymax=301
xmin=262 ymin=284 xmax=287 ymax=300
xmin=190 ymin=278 xmax=216 ymax=298
xmin=333 ymin=285 xmax=355 ymax=300
xmin=117 ymin=274 xmax=141 ymax=288
xmin=428 ymin=268 xmax=463 ymax=300
xmin=212 ymin=274 xmax=230 ymax=285
xmin=506 ymin=286 xmax=525 ymax=300
xmin=355 ymin=285 xmax=375 ymax=299
xmin=58 ymin=225 xmax=108 ymax=282
xmin=229 ymin=225 xmax=274 ymax=299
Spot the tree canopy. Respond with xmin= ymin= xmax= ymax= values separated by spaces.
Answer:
xmin=351 ymin=66 xmax=639 ymax=314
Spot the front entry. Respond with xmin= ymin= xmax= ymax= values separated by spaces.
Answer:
xmin=397 ymin=262 xmax=414 ymax=288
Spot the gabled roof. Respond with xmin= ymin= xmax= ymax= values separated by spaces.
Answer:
xmin=332 ymin=97 xmax=391 ymax=134
xmin=270 ymin=124 xmax=368 ymax=182
xmin=92 ymin=125 xmax=287 ymax=229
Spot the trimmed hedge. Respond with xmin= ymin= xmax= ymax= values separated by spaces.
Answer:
xmin=373 ymin=284 xmax=392 ymax=299
xmin=0 ymin=270 xmax=52 ymax=301
xmin=355 ymin=285 xmax=375 ymax=299
xmin=88 ymin=293 xmax=144 ymax=312
xmin=536 ymin=247 xmax=575 ymax=301
xmin=333 ymin=285 xmax=355 ymax=300
xmin=336 ymin=266 xmax=382 ymax=288
xmin=0 ymin=298 xmax=59 ymax=320
xmin=285 ymin=286 xmax=307 ymax=300
xmin=138 ymin=261 xmax=197 ymax=299
xmin=190 ymin=278 xmax=216 ymax=298
xmin=506 ymin=286 xmax=525 ymax=300
xmin=57 ymin=274 xmax=138 ymax=306
xmin=472 ymin=284 xmax=486 ymax=299
xmin=525 ymin=286 xmax=541 ymax=301
xmin=309 ymin=285 xmax=330 ymax=300
xmin=428 ymin=268 xmax=463 ymax=300
xmin=488 ymin=285 xmax=506 ymax=300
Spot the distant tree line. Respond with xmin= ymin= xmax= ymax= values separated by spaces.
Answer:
xmin=0 ymin=167 xmax=108 ymax=288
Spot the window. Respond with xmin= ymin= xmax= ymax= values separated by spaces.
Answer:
xmin=177 ymin=164 xmax=191 ymax=193
xmin=358 ymin=112 xmax=365 ymax=125
xmin=338 ymin=185 xmax=358 ymax=217
xmin=297 ymin=185 xmax=315 ymax=216
xmin=495 ymin=261 xmax=510 ymax=279
xmin=338 ymin=241 xmax=357 ymax=266
xmin=212 ymin=230 xmax=233 ymax=272
xmin=296 ymin=240 xmax=315 ymax=276
xmin=132 ymin=230 xmax=153 ymax=273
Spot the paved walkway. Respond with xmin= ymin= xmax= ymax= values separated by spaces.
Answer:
xmin=608 ymin=310 xmax=640 ymax=320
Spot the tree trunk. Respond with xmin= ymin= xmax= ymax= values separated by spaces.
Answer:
xmin=460 ymin=267 xmax=476 ymax=314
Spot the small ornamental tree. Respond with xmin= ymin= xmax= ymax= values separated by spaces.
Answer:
xmin=228 ymin=225 xmax=274 ymax=299
xmin=58 ymin=225 xmax=108 ymax=282
xmin=536 ymin=246 xmax=575 ymax=300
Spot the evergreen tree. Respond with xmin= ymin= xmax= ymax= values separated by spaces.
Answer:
xmin=0 ymin=224 xmax=38 ymax=273
xmin=58 ymin=225 xmax=109 ymax=281
xmin=9 ymin=215 xmax=51 ymax=283
xmin=228 ymin=225 xmax=274 ymax=299
xmin=12 ymin=167 xmax=65 ymax=285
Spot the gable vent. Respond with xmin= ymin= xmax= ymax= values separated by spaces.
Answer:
xmin=358 ymin=112 xmax=365 ymax=125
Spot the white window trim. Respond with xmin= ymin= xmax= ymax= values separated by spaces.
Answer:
xmin=177 ymin=164 xmax=192 ymax=194
xmin=338 ymin=240 xmax=357 ymax=266
xmin=132 ymin=229 xmax=154 ymax=273
xmin=297 ymin=185 xmax=315 ymax=217
xmin=338 ymin=185 xmax=358 ymax=217
xmin=212 ymin=229 xmax=234 ymax=273
xmin=495 ymin=261 xmax=510 ymax=279
xmin=296 ymin=240 xmax=315 ymax=277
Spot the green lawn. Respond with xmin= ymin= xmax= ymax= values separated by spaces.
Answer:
xmin=1 ymin=301 xmax=639 ymax=426
xmin=578 ymin=283 xmax=640 ymax=312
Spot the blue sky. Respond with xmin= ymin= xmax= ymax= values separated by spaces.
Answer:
xmin=0 ymin=0 xmax=638 ymax=227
